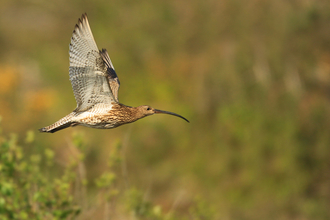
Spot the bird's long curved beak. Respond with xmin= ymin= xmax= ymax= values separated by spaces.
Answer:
xmin=154 ymin=109 xmax=190 ymax=123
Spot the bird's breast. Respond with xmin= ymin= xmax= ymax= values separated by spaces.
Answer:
xmin=71 ymin=103 xmax=138 ymax=129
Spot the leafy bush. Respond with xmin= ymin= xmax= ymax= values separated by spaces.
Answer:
xmin=0 ymin=131 xmax=80 ymax=219
xmin=0 ymin=123 xmax=212 ymax=220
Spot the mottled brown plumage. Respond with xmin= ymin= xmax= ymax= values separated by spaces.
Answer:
xmin=39 ymin=14 xmax=189 ymax=133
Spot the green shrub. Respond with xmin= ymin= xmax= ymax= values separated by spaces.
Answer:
xmin=0 ymin=126 xmax=213 ymax=220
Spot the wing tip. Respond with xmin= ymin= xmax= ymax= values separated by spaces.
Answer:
xmin=73 ymin=13 xmax=89 ymax=33
xmin=100 ymin=49 xmax=116 ymax=71
xmin=80 ymin=13 xmax=88 ymax=25
xmin=100 ymin=48 xmax=107 ymax=53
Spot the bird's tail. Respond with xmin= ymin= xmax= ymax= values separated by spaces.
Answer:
xmin=39 ymin=112 xmax=76 ymax=133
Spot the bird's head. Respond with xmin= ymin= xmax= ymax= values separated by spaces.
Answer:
xmin=135 ymin=105 xmax=189 ymax=122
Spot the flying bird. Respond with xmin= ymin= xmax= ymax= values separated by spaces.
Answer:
xmin=39 ymin=13 xmax=189 ymax=133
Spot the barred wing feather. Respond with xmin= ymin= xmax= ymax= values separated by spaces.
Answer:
xmin=100 ymin=49 xmax=120 ymax=102
xmin=69 ymin=14 xmax=115 ymax=112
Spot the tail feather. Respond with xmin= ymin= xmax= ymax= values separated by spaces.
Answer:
xmin=39 ymin=113 xmax=76 ymax=133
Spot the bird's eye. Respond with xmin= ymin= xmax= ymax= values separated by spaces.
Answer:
xmin=147 ymin=107 xmax=151 ymax=111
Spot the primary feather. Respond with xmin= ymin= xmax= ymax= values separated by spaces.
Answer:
xmin=69 ymin=13 xmax=118 ymax=112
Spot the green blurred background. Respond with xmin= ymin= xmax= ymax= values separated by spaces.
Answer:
xmin=1 ymin=0 xmax=330 ymax=219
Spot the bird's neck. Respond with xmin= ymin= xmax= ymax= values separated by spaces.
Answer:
xmin=114 ymin=103 xmax=142 ymax=124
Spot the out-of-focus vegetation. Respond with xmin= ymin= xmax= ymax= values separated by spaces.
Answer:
xmin=0 ymin=126 xmax=212 ymax=219
xmin=1 ymin=0 xmax=330 ymax=219
xmin=0 ymin=128 xmax=80 ymax=219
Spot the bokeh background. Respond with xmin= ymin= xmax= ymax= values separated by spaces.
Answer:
xmin=1 ymin=0 xmax=330 ymax=219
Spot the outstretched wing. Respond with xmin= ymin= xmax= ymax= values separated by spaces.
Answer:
xmin=69 ymin=13 xmax=115 ymax=112
xmin=100 ymin=49 xmax=120 ymax=102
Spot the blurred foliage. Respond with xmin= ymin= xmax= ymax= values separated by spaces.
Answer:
xmin=0 ymin=0 xmax=330 ymax=219
xmin=0 ymin=126 xmax=212 ymax=219
xmin=0 ymin=130 xmax=80 ymax=219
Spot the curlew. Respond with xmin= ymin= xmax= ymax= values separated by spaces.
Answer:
xmin=39 ymin=14 xmax=189 ymax=133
